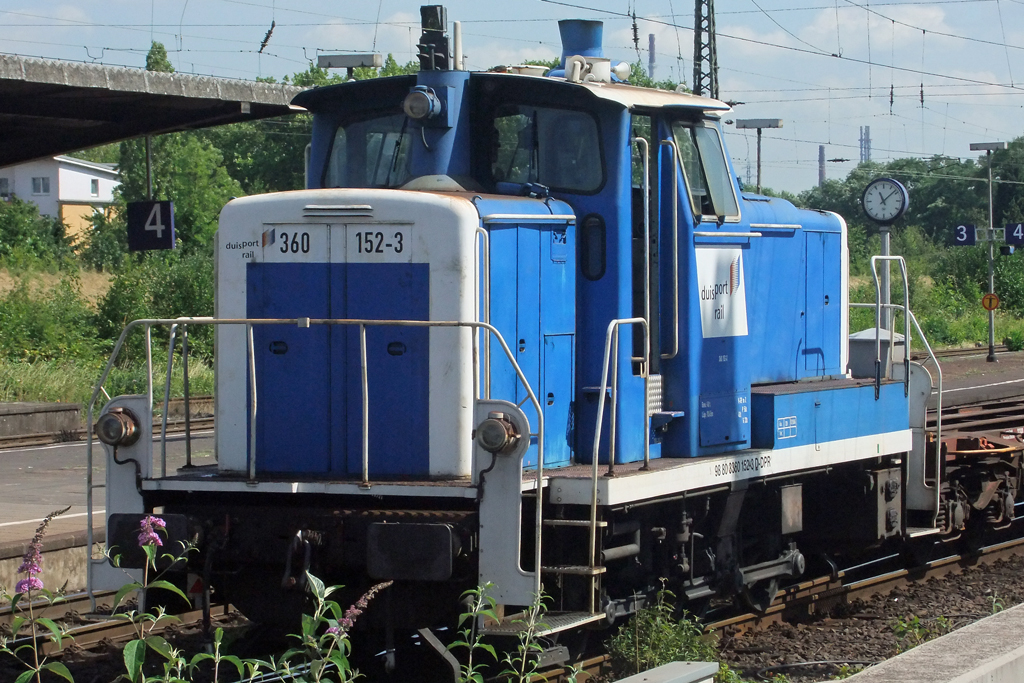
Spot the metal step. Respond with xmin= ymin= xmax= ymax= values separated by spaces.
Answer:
xmin=543 ymin=519 xmax=608 ymax=528
xmin=541 ymin=565 xmax=607 ymax=576
xmin=480 ymin=611 xmax=606 ymax=637
xmin=907 ymin=526 xmax=943 ymax=538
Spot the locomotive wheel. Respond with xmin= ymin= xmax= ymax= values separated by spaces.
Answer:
xmin=740 ymin=578 xmax=780 ymax=613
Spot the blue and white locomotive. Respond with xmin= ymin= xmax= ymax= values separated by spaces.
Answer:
xmin=89 ymin=8 xmax=994 ymax=675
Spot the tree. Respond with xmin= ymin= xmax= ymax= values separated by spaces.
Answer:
xmin=627 ymin=61 xmax=686 ymax=92
xmin=0 ymin=196 xmax=74 ymax=264
xmin=117 ymin=133 xmax=242 ymax=249
xmin=288 ymin=63 xmax=344 ymax=87
xmin=146 ymin=42 xmax=174 ymax=73
xmin=198 ymin=116 xmax=310 ymax=195
xmin=68 ymin=144 xmax=119 ymax=164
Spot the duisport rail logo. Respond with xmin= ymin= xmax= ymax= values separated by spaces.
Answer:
xmin=730 ymin=254 xmax=741 ymax=295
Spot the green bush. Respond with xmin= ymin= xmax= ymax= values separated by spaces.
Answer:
xmin=0 ymin=196 xmax=76 ymax=267
xmin=606 ymin=589 xmax=717 ymax=679
xmin=79 ymin=208 xmax=128 ymax=272
xmin=0 ymin=277 xmax=100 ymax=362
xmin=95 ymin=251 xmax=214 ymax=363
xmin=1004 ymin=329 xmax=1024 ymax=351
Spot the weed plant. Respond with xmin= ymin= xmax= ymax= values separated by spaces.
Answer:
xmin=605 ymin=588 xmax=717 ymax=679
xmin=891 ymin=614 xmax=952 ymax=653
xmin=2 ymin=508 xmax=391 ymax=683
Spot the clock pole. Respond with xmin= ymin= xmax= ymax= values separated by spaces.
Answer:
xmin=879 ymin=224 xmax=891 ymax=331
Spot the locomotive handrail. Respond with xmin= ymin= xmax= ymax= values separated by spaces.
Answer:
xmin=660 ymin=137 xmax=681 ymax=360
xmin=590 ymin=317 xmax=649 ymax=610
xmin=851 ymin=302 xmax=943 ymax=528
xmin=635 ymin=137 xmax=652 ymax=341
xmin=159 ymin=323 xmax=178 ymax=478
xmin=869 ymin=256 xmax=912 ymax=399
xmin=87 ymin=315 xmax=547 ymax=606
xmin=479 ymin=213 xmax=577 ymax=223
xmin=693 ymin=231 xmax=763 ymax=238
xmin=476 ymin=226 xmax=491 ymax=399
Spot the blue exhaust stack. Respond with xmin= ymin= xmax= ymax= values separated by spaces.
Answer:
xmin=558 ymin=20 xmax=604 ymax=65
xmin=548 ymin=19 xmax=603 ymax=77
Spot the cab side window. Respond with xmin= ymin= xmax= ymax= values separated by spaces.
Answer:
xmin=490 ymin=105 xmax=603 ymax=193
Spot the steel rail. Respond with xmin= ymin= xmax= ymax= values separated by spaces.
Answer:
xmin=705 ymin=532 xmax=1024 ymax=636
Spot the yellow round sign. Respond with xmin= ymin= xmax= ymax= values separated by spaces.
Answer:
xmin=982 ymin=293 xmax=1000 ymax=311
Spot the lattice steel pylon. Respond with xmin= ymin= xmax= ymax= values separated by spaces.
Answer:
xmin=692 ymin=0 xmax=719 ymax=99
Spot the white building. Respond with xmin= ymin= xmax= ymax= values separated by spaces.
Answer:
xmin=0 ymin=155 xmax=119 ymax=242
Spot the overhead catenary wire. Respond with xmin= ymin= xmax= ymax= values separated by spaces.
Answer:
xmin=995 ymin=0 xmax=1015 ymax=85
xmin=5 ymin=2 xmax=1023 ymax=95
xmin=539 ymin=0 xmax=1024 ymax=93
xmin=748 ymin=0 xmax=829 ymax=54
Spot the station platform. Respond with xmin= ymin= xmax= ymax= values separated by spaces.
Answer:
xmin=846 ymin=602 xmax=1024 ymax=683
xmin=923 ymin=348 xmax=1024 ymax=409
xmin=0 ymin=431 xmax=213 ymax=592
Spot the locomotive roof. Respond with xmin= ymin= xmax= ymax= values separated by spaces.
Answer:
xmin=535 ymin=75 xmax=729 ymax=112
xmin=291 ymin=71 xmax=730 ymax=115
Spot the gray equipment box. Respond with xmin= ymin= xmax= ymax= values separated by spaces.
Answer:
xmin=848 ymin=327 xmax=905 ymax=379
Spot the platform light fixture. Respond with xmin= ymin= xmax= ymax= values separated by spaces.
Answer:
xmin=970 ymin=141 xmax=1008 ymax=362
xmin=317 ymin=53 xmax=383 ymax=78
xmin=735 ymin=119 xmax=782 ymax=194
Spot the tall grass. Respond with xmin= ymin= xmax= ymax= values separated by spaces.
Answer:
xmin=849 ymin=269 xmax=1024 ymax=351
xmin=0 ymin=357 xmax=214 ymax=414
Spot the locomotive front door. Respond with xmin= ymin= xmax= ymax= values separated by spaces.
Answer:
xmin=247 ymin=224 xmax=331 ymax=474
xmin=331 ymin=224 xmax=431 ymax=477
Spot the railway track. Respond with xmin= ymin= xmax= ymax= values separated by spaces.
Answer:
xmin=6 ymin=535 xmax=1024 ymax=682
xmin=705 ymin=532 xmax=1024 ymax=638
xmin=911 ymin=345 xmax=1009 ymax=361
xmin=928 ymin=398 xmax=1024 ymax=435
xmin=1 ymin=590 xmax=230 ymax=656
xmin=0 ymin=416 xmax=215 ymax=450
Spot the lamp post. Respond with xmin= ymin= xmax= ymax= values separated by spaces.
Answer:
xmin=736 ymin=119 xmax=782 ymax=193
xmin=970 ymin=141 xmax=1008 ymax=363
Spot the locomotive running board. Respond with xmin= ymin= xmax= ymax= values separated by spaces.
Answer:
xmin=547 ymin=429 xmax=912 ymax=506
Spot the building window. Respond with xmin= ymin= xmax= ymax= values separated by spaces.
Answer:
xmin=0 ymin=178 xmax=9 ymax=199
xmin=31 ymin=177 xmax=50 ymax=195
xmin=90 ymin=179 xmax=99 ymax=196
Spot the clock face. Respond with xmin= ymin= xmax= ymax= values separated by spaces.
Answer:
xmin=862 ymin=178 xmax=908 ymax=223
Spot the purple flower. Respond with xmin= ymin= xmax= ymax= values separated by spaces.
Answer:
xmin=328 ymin=581 xmax=392 ymax=637
xmin=138 ymin=515 xmax=166 ymax=547
xmin=14 ymin=506 xmax=70 ymax=594
xmin=15 ymin=576 xmax=43 ymax=593
xmin=17 ymin=560 xmax=42 ymax=575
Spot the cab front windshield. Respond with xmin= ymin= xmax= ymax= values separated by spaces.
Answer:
xmin=671 ymin=121 xmax=739 ymax=219
xmin=324 ymin=113 xmax=413 ymax=189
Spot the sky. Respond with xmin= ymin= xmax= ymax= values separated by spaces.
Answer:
xmin=3 ymin=0 xmax=1024 ymax=195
